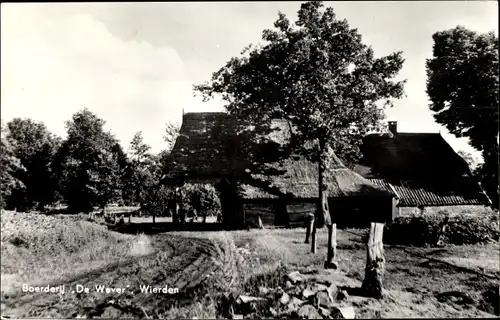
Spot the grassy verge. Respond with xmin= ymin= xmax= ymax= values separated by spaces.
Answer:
xmin=189 ymin=227 xmax=499 ymax=318
xmin=1 ymin=211 xmax=153 ymax=296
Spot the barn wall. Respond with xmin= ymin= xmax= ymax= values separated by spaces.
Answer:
xmin=287 ymin=203 xmax=316 ymax=227
xmin=398 ymin=205 xmax=493 ymax=216
xmin=243 ymin=203 xmax=275 ymax=228
xmin=243 ymin=197 xmax=397 ymax=229
xmin=243 ymin=201 xmax=316 ymax=228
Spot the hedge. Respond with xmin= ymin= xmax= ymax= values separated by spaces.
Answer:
xmin=383 ymin=213 xmax=499 ymax=246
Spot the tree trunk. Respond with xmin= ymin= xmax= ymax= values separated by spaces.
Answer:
xmin=310 ymin=217 xmax=317 ymax=253
xmin=128 ymin=215 xmax=131 ymax=223
xmin=173 ymin=186 xmax=179 ymax=225
xmin=305 ymin=213 xmax=314 ymax=243
xmin=362 ymin=222 xmax=385 ymax=298
xmin=153 ymin=215 xmax=156 ymax=224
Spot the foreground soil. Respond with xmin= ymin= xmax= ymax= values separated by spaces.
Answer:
xmin=2 ymin=221 xmax=498 ymax=319
xmin=3 ymin=234 xmax=227 ymax=318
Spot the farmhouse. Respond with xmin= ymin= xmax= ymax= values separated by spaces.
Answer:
xmin=353 ymin=121 xmax=492 ymax=215
xmin=164 ymin=112 xmax=396 ymax=229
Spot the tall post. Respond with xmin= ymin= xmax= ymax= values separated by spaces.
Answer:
xmin=305 ymin=213 xmax=314 ymax=243
xmin=310 ymin=216 xmax=317 ymax=253
xmin=173 ymin=184 xmax=179 ymax=225
xmin=362 ymin=222 xmax=385 ymax=298
xmin=325 ymin=223 xmax=338 ymax=269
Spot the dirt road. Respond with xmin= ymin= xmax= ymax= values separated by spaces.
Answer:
xmin=5 ymin=234 xmax=225 ymax=318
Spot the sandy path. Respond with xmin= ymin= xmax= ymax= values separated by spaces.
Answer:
xmin=5 ymin=234 xmax=222 ymax=318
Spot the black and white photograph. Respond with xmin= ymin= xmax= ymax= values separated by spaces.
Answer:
xmin=1 ymin=1 xmax=498 ymax=319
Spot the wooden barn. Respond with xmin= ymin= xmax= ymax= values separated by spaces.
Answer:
xmin=164 ymin=112 xmax=396 ymax=229
xmin=353 ymin=121 xmax=492 ymax=215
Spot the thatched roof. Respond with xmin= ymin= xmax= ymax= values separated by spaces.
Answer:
xmin=241 ymin=152 xmax=394 ymax=200
xmin=165 ymin=112 xmax=393 ymax=200
xmin=166 ymin=112 xmax=237 ymax=179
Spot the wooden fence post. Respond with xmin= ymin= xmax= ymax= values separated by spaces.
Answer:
xmin=436 ymin=215 xmax=449 ymax=247
xmin=310 ymin=217 xmax=317 ymax=254
xmin=325 ymin=224 xmax=338 ymax=269
xmin=258 ymin=216 xmax=264 ymax=229
xmin=305 ymin=213 xmax=314 ymax=243
xmin=362 ymin=222 xmax=385 ymax=298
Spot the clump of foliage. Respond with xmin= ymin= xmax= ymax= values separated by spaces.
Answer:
xmin=2 ymin=119 xmax=60 ymax=211
xmin=178 ymin=183 xmax=221 ymax=222
xmin=384 ymin=213 xmax=499 ymax=246
xmin=52 ymin=109 xmax=125 ymax=213
xmin=426 ymin=26 xmax=499 ymax=208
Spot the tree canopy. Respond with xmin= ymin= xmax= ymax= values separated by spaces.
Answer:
xmin=195 ymin=1 xmax=405 ymax=167
xmin=195 ymin=1 xmax=405 ymax=232
xmin=0 ymin=122 xmax=25 ymax=209
xmin=426 ymin=26 xmax=499 ymax=207
xmin=53 ymin=109 xmax=124 ymax=212
xmin=4 ymin=118 xmax=60 ymax=211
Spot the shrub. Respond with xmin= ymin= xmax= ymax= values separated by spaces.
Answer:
xmin=140 ymin=184 xmax=172 ymax=217
xmin=178 ymin=183 xmax=221 ymax=221
xmin=384 ymin=213 xmax=499 ymax=246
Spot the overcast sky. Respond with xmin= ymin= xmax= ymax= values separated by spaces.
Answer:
xmin=1 ymin=2 xmax=498 ymax=158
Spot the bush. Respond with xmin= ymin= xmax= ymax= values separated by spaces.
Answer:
xmin=178 ymin=183 xmax=221 ymax=221
xmin=140 ymin=184 xmax=172 ymax=217
xmin=384 ymin=213 xmax=499 ymax=246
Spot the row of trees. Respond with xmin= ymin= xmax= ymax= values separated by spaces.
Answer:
xmin=1 ymin=109 xmax=220 ymax=218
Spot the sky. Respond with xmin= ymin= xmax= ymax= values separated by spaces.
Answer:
xmin=1 ymin=1 xmax=498 ymax=160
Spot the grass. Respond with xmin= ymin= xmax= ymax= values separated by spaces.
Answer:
xmin=1 ymin=211 xmax=153 ymax=296
xmin=129 ymin=216 xmax=218 ymax=224
xmin=1 ymin=209 xmax=498 ymax=318
xmin=173 ymin=227 xmax=499 ymax=318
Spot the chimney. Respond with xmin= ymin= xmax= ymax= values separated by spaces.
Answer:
xmin=388 ymin=121 xmax=398 ymax=135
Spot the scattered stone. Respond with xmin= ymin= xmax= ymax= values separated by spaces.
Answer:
xmin=318 ymin=306 xmax=331 ymax=318
xmin=279 ymin=292 xmax=291 ymax=305
xmin=236 ymin=295 xmax=266 ymax=304
xmin=287 ymin=271 xmax=305 ymax=284
xmin=317 ymin=291 xmax=333 ymax=308
xmin=435 ymin=291 xmax=475 ymax=305
xmin=285 ymin=281 xmax=294 ymax=289
xmin=297 ymin=304 xmax=321 ymax=319
xmin=337 ymin=290 xmax=349 ymax=301
xmin=314 ymin=283 xmax=329 ymax=293
xmin=327 ymin=284 xmax=338 ymax=302
xmin=302 ymin=288 xmax=316 ymax=299
xmin=258 ymin=287 xmax=270 ymax=296
xmin=331 ymin=306 xmax=356 ymax=319
xmin=288 ymin=297 xmax=305 ymax=311
xmin=232 ymin=314 xmax=244 ymax=319
xmin=100 ymin=306 xmax=122 ymax=318
xmin=312 ymin=278 xmax=333 ymax=287
xmin=269 ymin=307 xmax=278 ymax=317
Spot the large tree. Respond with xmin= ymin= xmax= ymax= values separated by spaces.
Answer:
xmin=426 ymin=26 xmax=499 ymax=208
xmin=4 ymin=118 xmax=61 ymax=211
xmin=124 ymin=131 xmax=155 ymax=206
xmin=0 ymin=122 xmax=25 ymax=209
xmin=195 ymin=1 xmax=405 ymax=264
xmin=53 ymin=109 xmax=124 ymax=213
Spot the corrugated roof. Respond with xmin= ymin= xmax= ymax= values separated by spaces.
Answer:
xmin=369 ymin=178 xmax=489 ymax=206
